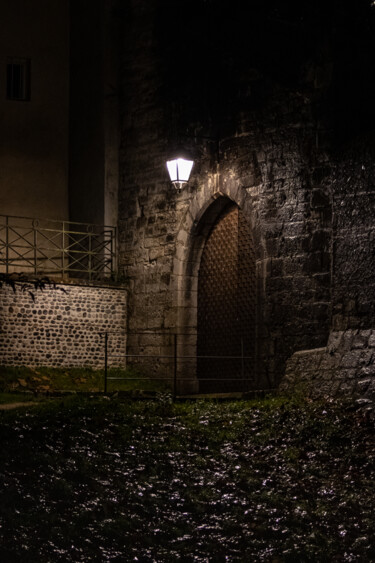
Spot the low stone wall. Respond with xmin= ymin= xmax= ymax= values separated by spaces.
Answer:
xmin=0 ymin=283 xmax=127 ymax=369
xmin=280 ymin=330 xmax=375 ymax=399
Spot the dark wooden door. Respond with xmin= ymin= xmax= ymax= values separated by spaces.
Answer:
xmin=197 ymin=203 xmax=256 ymax=392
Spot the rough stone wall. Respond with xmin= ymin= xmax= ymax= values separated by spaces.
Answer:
xmin=118 ymin=0 xmax=181 ymax=375
xmin=117 ymin=0 xmax=375 ymax=391
xmin=117 ymin=0 xmax=334 ymax=389
xmin=217 ymin=101 xmax=332 ymax=387
xmin=280 ymin=137 xmax=375 ymax=398
xmin=329 ymin=139 xmax=375 ymax=331
xmin=0 ymin=283 xmax=127 ymax=368
xmin=280 ymin=330 xmax=375 ymax=400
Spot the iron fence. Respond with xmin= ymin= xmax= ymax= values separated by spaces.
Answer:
xmin=0 ymin=214 xmax=116 ymax=281
xmin=0 ymin=326 xmax=271 ymax=397
xmin=102 ymin=331 xmax=263 ymax=398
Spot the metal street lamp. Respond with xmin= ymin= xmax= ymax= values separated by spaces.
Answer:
xmin=166 ymin=157 xmax=194 ymax=191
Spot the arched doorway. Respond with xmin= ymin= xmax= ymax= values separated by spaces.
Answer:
xmin=197 ymin=201 xmax=256 ymax=392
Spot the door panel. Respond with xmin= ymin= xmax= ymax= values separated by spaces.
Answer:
xmin=197 ymin=204 xmax=256 ymax=392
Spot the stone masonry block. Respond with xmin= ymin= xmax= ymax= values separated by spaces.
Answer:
xmin=340 ymin=351 xmax=360 ymax=369
xmin=368 ymin=333 xmax=375 ymax=347
xmin=352 ymin=334 xmax=368 ymax=349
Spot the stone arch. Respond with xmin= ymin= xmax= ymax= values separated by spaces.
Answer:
xmin=171 ymin=185 xmax=261 ymax=394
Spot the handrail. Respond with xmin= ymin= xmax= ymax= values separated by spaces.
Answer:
xmin=0 ymin=214 xmax=117 ymax=281
xmin=100 ymin=330 xmax=257 ymax=399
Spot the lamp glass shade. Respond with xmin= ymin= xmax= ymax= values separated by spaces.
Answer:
xmin=166 ymin=158 xmax=194 ymax=183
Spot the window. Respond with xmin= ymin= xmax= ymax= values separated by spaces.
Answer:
xmin=6 ymin=58 xmax=30 ymax=101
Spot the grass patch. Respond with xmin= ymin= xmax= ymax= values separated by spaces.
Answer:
xmin=0 ymin=392 xmax=35 ymax=405
xmin=1 ymin=394 xmax=375 ymax=560
xmin=0 ymin=365 xmax=169 ymax=395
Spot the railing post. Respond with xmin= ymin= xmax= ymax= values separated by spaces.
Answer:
xmin=104 ymin=332 xmax=108 ymax=393
xmin=241 ymin=336 xmax=245 ymax=384
xmin=62 ymin=221 xmax=65 ymax=278
xmin=173 ymin=333 xmax=177 ymax=401
xmin=88 ymin=231 xmax=92 ymax=282
xmin=110 ymin=228 xmax=115 ymax=277
xmin=113 ymin=226 xmax=118 ymax=278
xmin=5 ymin=216 xmax=9 ymax=274
xmin=33 ymin=220 xmax=37 ymax=276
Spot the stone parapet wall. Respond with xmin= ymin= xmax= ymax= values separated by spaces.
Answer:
xmin=280 ymin=330 xmax=375 ymax=399
xmin=0 ymin=283 xmax=127 ymax=369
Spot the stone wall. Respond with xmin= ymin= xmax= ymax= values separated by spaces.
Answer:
xmin=280 ymin=330 xmax=375 ymax=400
xmin=117 ymin=0 xmax=333 ymax=389
xmin=329 ymin=138 xmax=375 ymax=331
xmin=117 ymin=0 xmax=375 ymax=391
xmin=0 ymin=283 xmax=127 ymax=369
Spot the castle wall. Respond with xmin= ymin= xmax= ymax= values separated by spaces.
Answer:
xmin=280 ymin=330 xmax=375 ymax=400
xmin=1 ymin=0 xmax=374 ymax=393
xmin=279 ymin=137 xmax=375 ymax=399
xmin=117 ymin=0 xmax=334 ymax=388
xmin=330 ymin=140 xmax=375 ymax=331
xmin=0 ymin=283 xmax=127 ymax=369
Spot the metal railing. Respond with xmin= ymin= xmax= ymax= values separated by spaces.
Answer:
xmin=0 ymin=215 xmax=116 ymax=281
xmin=0 ymin=324 xmax=272 ymax=398
xmin=102 ymin=331 xmax=262 ymax=399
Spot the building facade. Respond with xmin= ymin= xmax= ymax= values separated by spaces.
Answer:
xmin=0 ymin=0 xmax=70 ymax=220
xmin=2 ymin=0 xmax=375 ymax=395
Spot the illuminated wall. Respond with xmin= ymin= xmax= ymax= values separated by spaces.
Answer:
xmin=0 ymin=283 xmax=127 ymax=368
xmin=117 ymin=0 xmax=375 ymax=392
